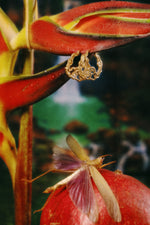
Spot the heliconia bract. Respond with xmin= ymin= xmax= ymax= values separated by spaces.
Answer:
xmin=11 ymin=1 xmax=150 ymax=55
xmin=0 ymin=62 xmax=69 ymax=112
xmin=0 ymin=1 xmax=150 ymax=112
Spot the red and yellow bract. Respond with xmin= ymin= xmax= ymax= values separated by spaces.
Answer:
xmin=11 ymin=1 xmax=150 ymax=55
xmin=0 ymin=1 xmax=150 ymax=111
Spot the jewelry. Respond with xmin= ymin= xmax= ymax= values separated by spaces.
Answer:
xmin=65 ymin=51 xmax=103 ymax=82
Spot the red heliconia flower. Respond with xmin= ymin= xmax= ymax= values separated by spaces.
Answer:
xmin=12 ymin=1 xmax=150 ymax=55
xmin=0 ymin=8 xmax=69 ymax=113
xmin=0 ymin=1 xmax=150 ymax=112
xmin=40 ymin=169 xmax=150 ymax=225
xmin=0 ymin=62 xmax=68 ymax=112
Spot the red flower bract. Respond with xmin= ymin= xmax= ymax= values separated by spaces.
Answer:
xmin=12 ymin=1 xmax=150 ymax=55
xmin=40 ymin=169 xmax=150 ymax=225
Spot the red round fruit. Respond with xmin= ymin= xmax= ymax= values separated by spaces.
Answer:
xmin=40 ymin=169 xmax=150 ymax=225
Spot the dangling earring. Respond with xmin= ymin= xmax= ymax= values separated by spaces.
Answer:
xmin=65 ymin=51 xmax=103 ymax=82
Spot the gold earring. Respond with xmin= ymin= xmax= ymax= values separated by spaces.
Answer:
xmin=65 ymin=51 xmax=103 ymax=82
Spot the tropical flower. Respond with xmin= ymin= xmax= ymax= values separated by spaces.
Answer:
xmin=0 ymin=1 xmax=150 ymax=111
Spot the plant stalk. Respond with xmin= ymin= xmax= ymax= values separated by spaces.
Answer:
xmin=15 ymin=107 xmax=33 ymax=225
xmin=14 ymin=1 xmax=37 ymax=224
